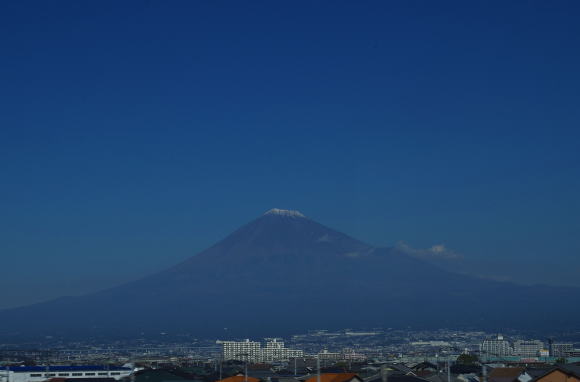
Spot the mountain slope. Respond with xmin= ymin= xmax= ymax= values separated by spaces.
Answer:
xmin=1 ymin=209 xmax=579 ymax=338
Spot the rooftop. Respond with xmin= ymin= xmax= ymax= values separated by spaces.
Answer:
xmin=304 ymin=373 xmax=360 ymax=382
xmin=217 ymin=376 xmax=261 ymax=382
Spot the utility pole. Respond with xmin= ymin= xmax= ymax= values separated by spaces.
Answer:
xmin=245 ymin=354 xmax=248 ymax=382
xmin=381 ymin=364 xmax=388 ymax=382
xmin=317 ymin=356 xmax=321 ymax=382
xmin=294 ymin=358 xmax=297 ymax=376
xmin=447 ymin=359 xmax=451 ymax=382
xmin=234 ymin=352 xmax=249 ymax=382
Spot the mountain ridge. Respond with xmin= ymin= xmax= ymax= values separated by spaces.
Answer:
xmin=0 ymin=209 xmax=579 ymax=339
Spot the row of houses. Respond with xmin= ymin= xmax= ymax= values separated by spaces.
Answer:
xmin=213 ymin=366 xmax=580 ymax=382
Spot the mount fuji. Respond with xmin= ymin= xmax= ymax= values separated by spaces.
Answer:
xmin=1 ymin=209 xmax=578 ymax=338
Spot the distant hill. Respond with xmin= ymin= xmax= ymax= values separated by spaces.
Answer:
xmin=1 ymin=209 xmax=578 ymax=338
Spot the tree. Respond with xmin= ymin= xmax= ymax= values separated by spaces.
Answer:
xmin=456 ymin=354 xmax=479 ymax=365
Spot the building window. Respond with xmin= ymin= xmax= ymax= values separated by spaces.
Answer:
xmin=98 ymin=373 xmax=108 ymax=376
xmin=59 ymin=374 xmax=70 ymax=376
xmin=30 ymin=374 xmax=42 ymax=377
xmin=111 ymin=372 xmax=121 ymax=375
xmin=72 ymin=373 xmax=83 ymax=376
xmin=85 ymin=373 xmax=96 ymax=376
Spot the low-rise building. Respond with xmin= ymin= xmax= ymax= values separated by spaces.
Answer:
xmin=550 ymin=344 xmax=573 ymax=358
xmin=304 ymin=373 xmax=362 ymax=382
xmin=317 ymin=350 xmax=341 ymax=361
xmin=0 ymin=366 xmax=131 ymax=382
xmin=216 ymin=376 xmax=261 ymax=382
xmin=488 ymin=367 xmax=529 ymax=382
xmin=530 ymin=366 xmax=580 ymax=382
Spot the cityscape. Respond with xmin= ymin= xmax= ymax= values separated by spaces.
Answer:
xmin=2 ymin=328 xmax=580 ymax=382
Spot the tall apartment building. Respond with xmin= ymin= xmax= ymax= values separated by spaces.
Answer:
xmin=513 ymin=340 xmax=545 ymax=358
xmin=219 ymin=339 xmax=262 ymax=362
xmin=218 ymin=338 xmax=303 ymax=362
xmin=480 ymin=334 xmax=513 ymax=357
xmin=261 ymin=338 xmax=303 ymax=362
xmin=550 ymin=343 xmax=573 ymax=357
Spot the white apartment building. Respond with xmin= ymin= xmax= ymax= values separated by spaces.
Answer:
xmin=341 ymin=348 xmax=366 ymax=361
xmin=261 ymin=338 xmax=303 ymax=362
xmin=0 ymin=366 xmax=131 ymax=382
xmin=218 ymin=338 xmax=303 ymax=363
xmin=317 ymin=349 xmax=341 ymax=361
xmin=219 ymin=339 xmax=262 ymax=362
xmin=480 ymin=334 xmax=513 ymax=357
xmin=317 ymin=348 xmax=365 ymax=362
xmin=513 ymin=340 xmax=545 ymax=358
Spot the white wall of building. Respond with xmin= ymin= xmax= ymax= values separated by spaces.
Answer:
xmin=218 ymin=339 xmax=303 ymax=362
xmin=0 ymin=367 xmax=131 ymax=382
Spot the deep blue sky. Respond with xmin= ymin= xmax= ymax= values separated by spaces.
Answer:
xmin=1 ymin=1 xmax=579 ymax=309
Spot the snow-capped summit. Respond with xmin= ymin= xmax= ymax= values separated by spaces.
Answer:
xmin=264 ymin=208 xmax=306 ymax=218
